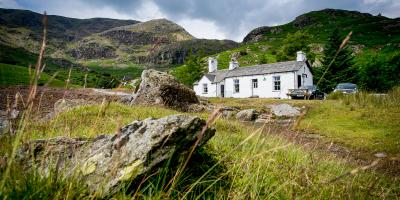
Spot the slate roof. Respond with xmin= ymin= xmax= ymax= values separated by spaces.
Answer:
xmin=206 ymin=61 xmax=307 ymax=83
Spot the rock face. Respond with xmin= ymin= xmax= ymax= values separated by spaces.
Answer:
xmin=268 ymin=104 xmax=300 ymax=117
xmin=236 ymin=109 xmax=259 ymax=121
xmin=17 ymin=114 xmax=215 ymax=196
xmin=69 ymin=41 xmax=117 ymax=59
xmin=131 ymin=69 xmax=199 ymax=111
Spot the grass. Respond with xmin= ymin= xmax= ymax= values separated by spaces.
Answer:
xmin=299 ymin=89 xmax=400 ymax=155
xmin=0 ymin=63 xmax=66 ymax=87
xmin=1 ymin=102 xmax=398 ymax=199
xmin=81 ymin=59 xmax=144 ymax=80
xmin=208 ymin=97 xmax=320 ymax=110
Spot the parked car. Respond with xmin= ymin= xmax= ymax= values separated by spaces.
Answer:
xmin=287 ymin=85 xmax=325 ymax=100
xmin=333 ymin=83 xmax=358 ymax=94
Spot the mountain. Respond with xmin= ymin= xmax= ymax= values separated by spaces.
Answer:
xmin=211 ymin=9 xmax=400 ymax=69
xmin=0 ymin=8 xmax=238 ymax=87
xmin=243 ymin=9 xmax=400 ymax=46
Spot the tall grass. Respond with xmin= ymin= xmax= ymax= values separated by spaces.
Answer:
xmin=2 ymin=103 xmax=399 ymax=199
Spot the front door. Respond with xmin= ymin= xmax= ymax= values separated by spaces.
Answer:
xmin=220 ymin=85 xmax=225 ymax=98
xmin=297 ymin=75 xmax=302 ymax=88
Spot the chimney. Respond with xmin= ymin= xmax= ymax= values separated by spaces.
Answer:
xmin=296 ymin=51 xmax=306 ymax=62
xmin=229 ymin=60 xmax=239 ymax=70
xmin=208 ymin=57 xmax=217 ymax=73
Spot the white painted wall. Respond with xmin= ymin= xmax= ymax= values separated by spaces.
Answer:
xmin=295 ymin=63 xmax=313 ymax=88
xmin=193 ymin=76 xmax=217 ymax=97
xmin=194 ymin=63 xmax=313 ymax=99
xmin=223 ymin=72 xmax=295 ymax=99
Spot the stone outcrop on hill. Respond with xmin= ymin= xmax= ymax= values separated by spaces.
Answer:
xmin=131 ymin=70 xmax=199 ymax=111
xmin=16 ymin=114 xmax=215 ymax=196
xmin=69 ymin=41 xmax=117 ymax=59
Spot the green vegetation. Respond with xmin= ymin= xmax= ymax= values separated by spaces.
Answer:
xmin=314 ymin=29 xmax=357 ymax=92
xmin=0 ymin=101 xmax=398 ymax=199
xmin=0 ymin=63 xmax=65 ymax=87
xmin=355 ymin=47 xmax=400 ymax=92
xmin=172 ymin=54 xmax=205 ymax=86
xmin=299 ymin=88 xmax=400 ymax=154
xmin=81 ymin=59 xmax=144 ymax=80
xmin=0 ymin=45 xmax=120 ymax=88
xmin=276 ymin=31 xmax=316 ymax=63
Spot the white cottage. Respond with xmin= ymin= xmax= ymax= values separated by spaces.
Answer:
xmin=193 ymin=51 xmax=313 ymax=99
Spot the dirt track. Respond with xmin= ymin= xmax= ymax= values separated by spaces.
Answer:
xmin=0 ymin=86 xmax=129 ymax=116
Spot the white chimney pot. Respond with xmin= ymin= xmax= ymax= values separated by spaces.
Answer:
xmin=208 ymin=57 xmax=217 ymax=73
xmin=229 ymin=61 xmax=239 ymax=70
xmin=296 ymin=51 xmax=307 ymax=62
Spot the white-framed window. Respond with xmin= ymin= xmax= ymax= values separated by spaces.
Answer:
xmin=273 ymin=76 xmax=281 ymax=91
xmin=252 ymin=79 xmax=258 ymax=88
xmin=234 ymin=79 xmax=240 ymax=93
xmin=203 ymin=83 xmax=208 ymax=94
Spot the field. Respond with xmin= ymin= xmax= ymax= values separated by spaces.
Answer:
xmin=0 ymin=87 xmax=399 ymax=199
xmin=0 ymin=63 xmax=65 ymax=87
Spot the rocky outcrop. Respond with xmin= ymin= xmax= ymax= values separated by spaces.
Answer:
xmin=131 ymin=70 xmax=199 ymax=111
xmin=16 ymin=114 xmax=215 ymax=196
xmin=236 ymin=109 xmax=259 ymax=121
xmin=147 ymin=39 xmax=239 ymax=66
xmin=69 ymin=41 xmax=116 ymax=59
xmin=101 ymin=30 xmax=157 ymax=45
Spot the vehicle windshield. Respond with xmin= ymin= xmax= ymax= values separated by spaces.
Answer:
xmin=300 ymin=85 xmax=315 ymax=90
xmin=336 ymin=83 xmax=356 ymax=89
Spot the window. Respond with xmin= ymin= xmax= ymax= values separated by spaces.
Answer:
xmin=203 ymin=83 xmax=208 ymax=94
xmin=234 ymin=79 xmax=240 ymax=93
xmin=252 ymin=79 xmax=258 ymax=88
xmin=273 ymin=76 xmax=281 ymax=91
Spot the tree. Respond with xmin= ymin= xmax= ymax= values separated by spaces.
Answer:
xmin=356 ymin=48 xmax=400 ymax=92
xmin=276 ymin=31 xmax=316 ymax=63
xmin=314 ymin=29 xmax=356 ymax=92
xmin=172 ymin=52 xmax=205 ymax=86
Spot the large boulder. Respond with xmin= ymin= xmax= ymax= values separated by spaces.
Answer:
xmin=16 ymin=114 xmax=215 ymax=196
xmin=236 ymin=109 xmax=259 ymax=121
xmin=131 ymin=69 xmax=199 ymax=111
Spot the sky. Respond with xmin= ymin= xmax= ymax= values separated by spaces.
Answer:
xmin=0 ymin=0 xmax=399 ymax=42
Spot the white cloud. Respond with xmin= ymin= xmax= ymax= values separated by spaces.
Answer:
xmin=131 ymin=1 xmax=166 ymax=21
xmin=177 ymin=18 xmax=227 ymax=40
xmin=0 ymin=0 xmax=20 ymax=8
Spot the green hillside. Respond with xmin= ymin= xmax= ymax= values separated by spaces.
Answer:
xmin=210 ymin=9 xmax=400 ymax=69
xmin=0 ymin=63 xmax=65 ymax=87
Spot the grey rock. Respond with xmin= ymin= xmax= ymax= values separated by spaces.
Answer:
xmin=187 ymin=103 xmax=215 ymax=113
xmin=119 ymin=95 xmax=134 ymax=104
xmin=374 ymin=152 xmax=387 ymax=158
xmin=54 ymin=99 xmax=95 ymax=114
xmin=255 ymin=113 xmax=272 ymax=124
xmin=236 ymin=109 xmax=259 ymax=121
xmin=268 ymin=104 xmax=300 ymax=117
xmin=221 ymin=107 xmax=239 ymax=119
xmin=16 ymin=114 xmax=215 ymax=196
xmin=132 ymin=70 xmax=199 ymax=111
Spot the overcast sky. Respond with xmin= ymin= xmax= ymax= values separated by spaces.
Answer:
xmin=1 ymin=0 xmax=399 ymax=41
